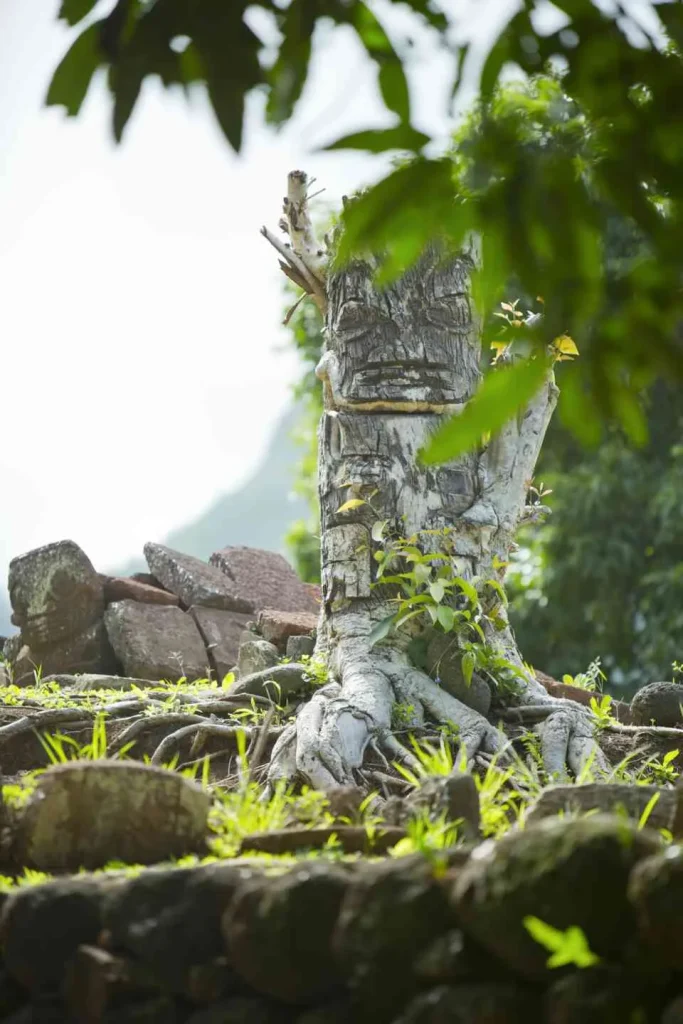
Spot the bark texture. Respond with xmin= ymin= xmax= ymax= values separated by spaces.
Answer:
xmin=264 ymin=172 xmax=606 ymax=791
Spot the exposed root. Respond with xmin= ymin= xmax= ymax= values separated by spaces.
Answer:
xmin=266 ymin=636 xmax=609 ymax=792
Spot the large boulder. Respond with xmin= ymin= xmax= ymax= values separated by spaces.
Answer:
xmin=144 ymin=544 xmax=251 ymax=612
xmin=631 ymin=681 xmax=683 ymax=727
xmin=525 ymin=783 xmax=677 ymax=833
xmin=628 ymin=844 xmax=683 ymax=969
xmin=8 ymin=540 xmax=104 ymax=647
xmin=6 ymin=541 xmax=118 ymax=682
xmin=190 ymin=607 xmax=252 ymax=681
xmin=210 ymin=546 xmax=320 ymax=615
xmin=451 ymin=815 xmax=662 ymax=981
xmin=104 ymin=601 xmax=211 ymax=681
xmin=15 ymin=760 xmax=210 ymax=871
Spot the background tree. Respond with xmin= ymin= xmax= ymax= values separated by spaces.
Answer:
xmin=49 ymin=0 xmax=683 ymax=456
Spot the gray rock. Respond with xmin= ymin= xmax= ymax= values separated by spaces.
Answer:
xmin=286 ymin=634 xmax=315 ymax=660
xmin=190 ymin=607 xmax=252 ymax=682
xmin=8 ymin=540 xmax=104 ymax=648
xmin=16 ymin=760 xmax=210 ymax=871
xmin=228 ymin=663 xmax=311 ymax=701
xmin=237 ymin=639 xmax=279 ymax=678
xmin=223 ymin=864 xmax=348 ymax=1004
xmin=425 ymin=633 xmax=492 ymax=716
xmin=104 ymin=601 xmax=211 ymax=682
xmin=631 ymin=681 xmax=683 ymax=726
xmin=144 ymin=543 xmax=252 ymax=612
xmin=100 ymin=574 xmax=180 ymax=607
xmin=210 ymin=545 xmax=319 ymax=615
xmin=0 ymin=663 xmax=8 ymax=687
xmin=526 ymin=783 xmax=676 ymax=832
xmin=452 ymin=814 xmax=662 ymax=980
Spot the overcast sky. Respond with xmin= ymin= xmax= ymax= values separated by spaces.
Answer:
xmin=2 ymin=0 xmax=658 ymax=600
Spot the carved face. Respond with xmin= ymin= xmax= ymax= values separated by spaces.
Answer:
xmin=323 ymin=255 xmax=480 ymax=410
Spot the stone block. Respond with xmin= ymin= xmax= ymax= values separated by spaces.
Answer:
xmin=104 ymin=601 xmax=211 ymax=682
xmin=144 ymin=544 xmax=251 ymax=612
xmin=100 ymin=574 xmax=180 ymax=608
xmin=257 ymin=610 xmax=318 ymax=650
xmin=190 ymin=607 xmax=251 ymax=682
xmin=210 ymin=546 xmax=320 ymax=615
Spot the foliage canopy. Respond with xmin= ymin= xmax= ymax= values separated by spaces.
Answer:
xmin=49 ymin=0 xmax=683 ymax=455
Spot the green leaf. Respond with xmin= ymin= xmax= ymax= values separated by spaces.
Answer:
xmin=46 ymin=22 xmax=103 ymax=116
xmin=454 ymin=577 xmax=479 ymax=606
xmin=436 ymin=605 xmax=455 ymax=631
xmin=352 ymin=3 xmax=410 ymax=124
xmin=324 ymin=126 xmax=429 ymax=154
xmin=371 ymin=521 xmax=386 ymax=542
xmin=58 ymin=0 xmax=99 ymax=25
xmin=462 ymin=650 xmax=475 ymax=687
xmin=367 ymin=615 xmax=396 ymax=648
xmin=429 ymin=580 xmax=445 ymax=604
xmin=523 ymin=916 xmax=600 ymax=969
xmin=419 ymin=358 xmax=550 ymax=465
xmin=266 ymin=0 xmax=315 ymax=125
xmin=378 ymin=61 xmax=410 ymax=124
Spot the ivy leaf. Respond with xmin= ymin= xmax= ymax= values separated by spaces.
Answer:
xmin=323 ymin=126 xmax=430 ymax=154
xmin=46 ymin=22 xmax=103 ymax=116
xmin=420 ymin=358 xmax=549 ymax=465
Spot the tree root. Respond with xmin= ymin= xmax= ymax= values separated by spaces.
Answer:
xmin=266 ymin=640 xmax=608 ymax=791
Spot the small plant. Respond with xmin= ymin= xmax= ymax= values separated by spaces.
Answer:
xmin=641 ymin=749 xmax=679 ymax=786
xmin=523 ymin=916 xmax=601 ymax=968
xmin=562 ymin=657 xmax=606 ymax=693
xmin=390 ymin=809 xmax=461 ymax=860
xmin=391 ymin=701 xmax=418 ymax=730
xmin=588 ymin=694 xmax=617 ymax=731
xmin=393 ymin=735 xmax=454 ymax=787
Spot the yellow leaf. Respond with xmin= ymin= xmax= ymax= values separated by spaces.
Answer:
xmin=490 ymin=341 xmax=509 ymax=352
xmin=553 ymin=334 xmax=579 ymax=357
xmin=500 ymin=302 xmax=515 ymax=312
xmin=336 ymin=498 xmax=366 ymax=513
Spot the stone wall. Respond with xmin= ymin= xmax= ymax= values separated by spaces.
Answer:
xmin=1 ymin=814 xmax=683 ymax=1023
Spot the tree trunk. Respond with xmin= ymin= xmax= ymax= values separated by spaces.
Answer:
xmin=264 ymin=172 xmax=606 ymax=791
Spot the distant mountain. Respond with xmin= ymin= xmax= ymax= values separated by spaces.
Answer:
xmin=0 ymin=406 xmax=310 ymax=637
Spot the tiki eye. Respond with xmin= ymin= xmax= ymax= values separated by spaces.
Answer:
xmin=335 ymin=301 xmax=388 ymax=337
xmin=424 ymin=297 xmax=471 ymax=328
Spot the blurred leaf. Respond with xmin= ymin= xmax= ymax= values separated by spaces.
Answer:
xmin=46 ymin=22 xmax=102 ymax=116
xmin=336 ymin=158 xmax=475 ymax=281
xmin=266 ymin=0 xmax=316 ymax=125
xmin=352 ymin=3 xmax=410 ymax=123
xmin=324 ymin=125 xmax=429 ymax=153
xmin=58 ymin=0 xmax=99 ymax=25
xmin=368 ymin=615 xmax=396 ymax=648
xmin=337 ymin=498 xmax=367 ymax=512
xmin=420 ymin=358 xmax=550 ymax=465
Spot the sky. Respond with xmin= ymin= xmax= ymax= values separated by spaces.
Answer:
xmin=2 ymin=0 xmax=658 ymax=594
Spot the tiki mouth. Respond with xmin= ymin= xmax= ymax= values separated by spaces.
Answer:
xmin=353 ymin=363 xmax=454 ymax=387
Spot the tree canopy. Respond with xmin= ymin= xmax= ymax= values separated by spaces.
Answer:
xmin=49 ymin=0 xmax=683 ymax=458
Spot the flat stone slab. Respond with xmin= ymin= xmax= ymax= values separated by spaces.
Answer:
xmin=525 ymin=783 xmax=677 ymax=832
xmin=11 ymin=621 xmax=119 ymax=686
xmin=43 ymin=673 xmax=160 ymax=692
xmin=104 ymin=601 xmax=211 ymax=682
xmin=16 ymin=760 xmax=210 ymax=871
xmin=190 ymin=607 xmax=251 ymax=682
xmin=210 ymin=546 xmax=320 ymax=615
xmin=144 ymin=543 xmax=251 ymax=613
xmin=100 ymin=574 xmax=179 ymax=608
xmin=8 ymin=540 xmax=104 ymax=648
xmin=238 ymin=826 xmax=406 ymax=856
